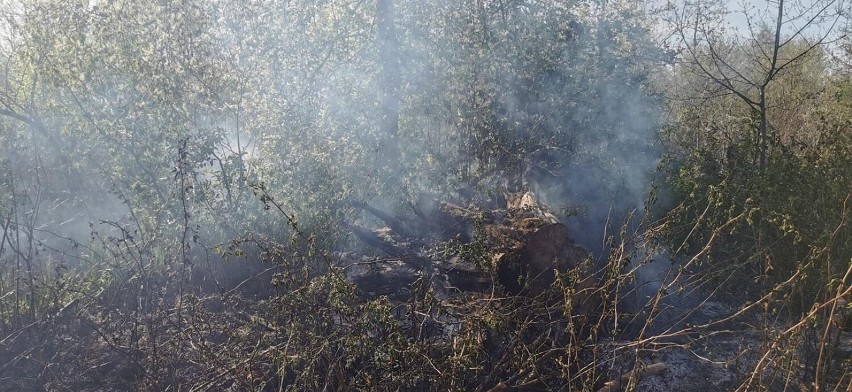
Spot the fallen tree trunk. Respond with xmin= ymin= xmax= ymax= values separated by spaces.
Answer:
xmin=346 ymin=192 xmax=592 ymax=298
xmin=345 ymin=221 xmax=407 ymax=259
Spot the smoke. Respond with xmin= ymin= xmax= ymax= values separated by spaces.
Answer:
xmin=274 ymin=1 xmax=668 ymax=255
xmin=0 ymin=0 xmax=669 ymax=278
xmin=488 ymin=3 xmax=665 ymax=257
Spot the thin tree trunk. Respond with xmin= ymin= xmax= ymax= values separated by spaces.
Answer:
xmin=759 ymin=0 xmax=784 ymax=173
xmin=758 ymin=87 xmax=768 ymax=172
xmin=377 ymin=0 xmax=400 ymax=171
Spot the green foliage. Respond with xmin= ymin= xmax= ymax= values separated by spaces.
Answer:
xmin=662 ymin=60 xmax=851 ymax=301
xmin=0 ymin=0 xmax=849 ymax=390
xmin=658 ymin=41 xmax=851 ymax=390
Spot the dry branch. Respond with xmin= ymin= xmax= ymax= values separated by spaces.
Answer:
xmin=597 ymin=361 xmax=667 ymax=392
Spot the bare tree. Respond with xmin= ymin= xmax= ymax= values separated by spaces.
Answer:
xmin=668 ymin=0 xmax=848 ymax=171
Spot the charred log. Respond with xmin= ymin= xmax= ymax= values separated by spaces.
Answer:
xmin=345 ymin=191 xmax=592 ymax=298
xmin=345 ymin=221 xmax=407 ymax=258
xmin=351 ymin=201 xmax=414 ymax=237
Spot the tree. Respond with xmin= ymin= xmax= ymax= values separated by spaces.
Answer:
xmin=667 ymin=0 xmax=848 ymax=172
xmin=376 ymin=0 xmax=401 ymax=174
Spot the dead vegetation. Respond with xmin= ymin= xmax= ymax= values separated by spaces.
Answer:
xmin=0 ymin=188 xmax=849 ymax=391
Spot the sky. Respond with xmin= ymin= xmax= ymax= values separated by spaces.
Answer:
xmin=722 ymin=0 xmax=847 ymax=38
